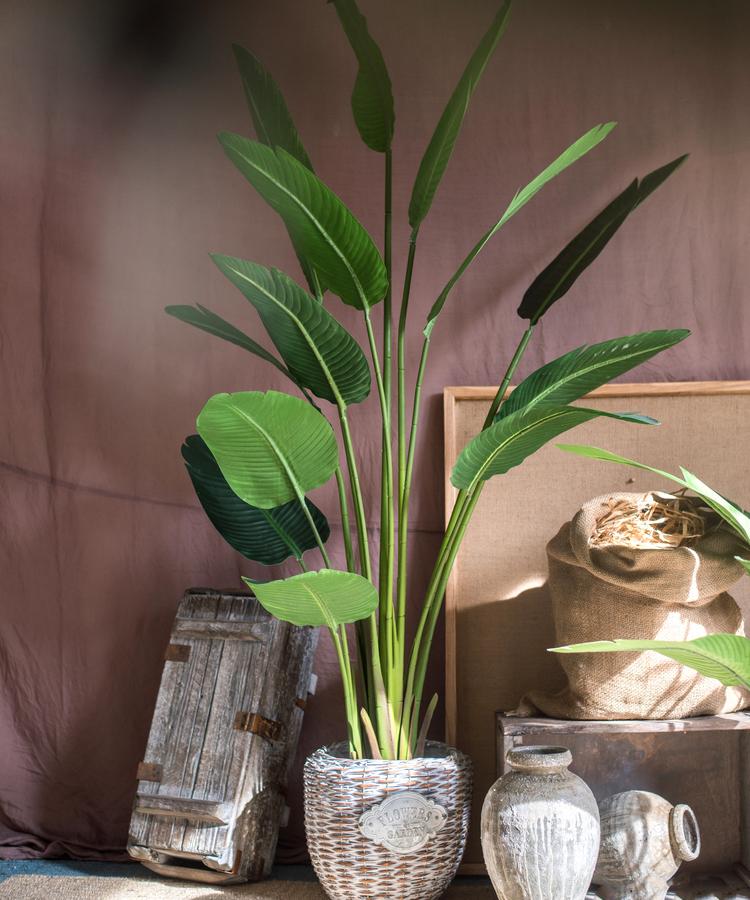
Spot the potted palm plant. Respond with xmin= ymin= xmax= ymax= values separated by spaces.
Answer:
xmin=168 ymin=0 xmax=691 ymax=895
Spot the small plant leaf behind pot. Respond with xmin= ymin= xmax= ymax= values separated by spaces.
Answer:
xmin=550 ymin=635 xmax=750 ymax=692
xmin=517 ymin=154 xmax=689 ymax=325
xmin=450 ymin=404 xmax=657 ymax=492
xmin=245 ymin=569 xmax=379 ymax=628
xmin=497 ymin=329 xmax=691 ymax=420
xmin=218 ymin=135 xmax=387 ymax=310
xmin=408 ymin=0 xmax=512 ymax=230
xmin=210 ymin=255 xmax=371 ymax=406
xmin=182 ymin=434 xmax=329 ymax=566
xmin=197 ymin=390 xmax=339 ymax=509
xmin=330 ymin=0 xmax=394 ymax=153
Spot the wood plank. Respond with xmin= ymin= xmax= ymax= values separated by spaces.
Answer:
xmin=134 ymin=795 xmax=230 ymax=825
xmin=498 ymin=712 xmax=750 ymax=736
xmin=172 ymin=619 xmax=270 ymax=642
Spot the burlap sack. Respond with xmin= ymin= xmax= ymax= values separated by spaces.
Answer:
xmin=523 ymin=492 xmax=750 ymax=719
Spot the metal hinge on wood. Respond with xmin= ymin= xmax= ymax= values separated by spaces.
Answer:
xmin=233 ymin=711 xmax=283 ymax=741
xmin=164 ymin=643 xmax=190 ymax=662
xmin=136 ymin=762 xmax=163 ymax=783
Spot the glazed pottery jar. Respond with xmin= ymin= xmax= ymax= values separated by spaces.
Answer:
xmin=594 ymin=790 xmax=700 ymax=899
xmin=481 ymin=745 xmax=600 ymax=900
xmin=304 ymin=741 xmax=472 ymax=900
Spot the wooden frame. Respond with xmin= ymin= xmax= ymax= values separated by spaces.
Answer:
xmin=443 ymin=381 xmax=750 ymax=871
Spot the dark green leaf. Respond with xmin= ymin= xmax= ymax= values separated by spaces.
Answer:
xmin=550 ymin=635 xmax=750 ymax=691
xmin=497 ymin=329 xmax=690 ymax=420
xmin=245 ymin=569 xmax=379 ymax=627
xmin=451 ymin=403 xmax=657 ymax=492
xmin=518 ymin=154 xmax=688 ymax=324
xmin=165 ymin=303 xmax=294 ymax=379
xmin=232 ymin=44 xmax=313 ymax=169
xmin=211 ymin=255 xmax=371 ymax=405
xmin=197 ymin=390 xmax=338 ymax=508
xmin=330 ymin=0 xmax=394 ymax=152
xmin=408 ymin=0 xmax=512 ymax=229
xmin=422 ymin=123 xmax=615 ymax=337
xmin=219 ymin=134 xmax=387 ymax=309
xmin=182 ymin=434 xmax=329 ymax=565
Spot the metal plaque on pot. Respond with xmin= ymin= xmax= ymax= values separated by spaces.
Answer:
xmin=358 ymin=791 xmax=447 ymax=855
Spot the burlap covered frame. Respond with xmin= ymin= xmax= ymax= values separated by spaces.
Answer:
xmin=443 ymin=381 xmax=750 ymax=871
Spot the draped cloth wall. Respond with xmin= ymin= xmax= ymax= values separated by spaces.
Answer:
xmin=1 ymin=0 xmax=748 ymax=862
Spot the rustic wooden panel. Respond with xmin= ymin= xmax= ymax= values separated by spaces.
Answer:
xmin=127 ymin=588 xmax=317 ymax=883
xmin=444 ymin=382 xmax=750 ymax=866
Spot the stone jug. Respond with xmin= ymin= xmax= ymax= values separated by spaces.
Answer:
xmin=481 ymin=745 xmax=600 ymax=899
xmin=594 ymin=790 xmax=700 ymax=899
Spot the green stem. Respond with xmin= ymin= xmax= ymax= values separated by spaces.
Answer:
xmin=330 ymin=624 xmax=363 ymax=758
xmin=363 ymin=308 xmax=396 ymax=684
xmin=338 ymin=408 xmax=372 ymax=580
xmin=334 ymin=466 xmax=355 ymax=573
xmin=483 ymin=325 xmax=535 ymax=425
xmin=298 ymin=493 xmax=331 ymax=568
xmin=404 ymin=324 xmax=537 ymax=748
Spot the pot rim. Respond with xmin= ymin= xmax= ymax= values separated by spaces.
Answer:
xmin=309 ymin=739 xmax=470 ymax=767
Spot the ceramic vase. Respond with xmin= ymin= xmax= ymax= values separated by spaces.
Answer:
xmin=594 ymin=790 xmax=700 ymax=899
xmin=304 ymin=741 xmax=472 ymax=900
xmin=481 ymin=745 xmax=600 ymax=900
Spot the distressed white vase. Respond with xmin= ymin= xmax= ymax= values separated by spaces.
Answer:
xmin=594 ymin=791 xmax=700 ymax=899
xmin=481 ymin=745 xmax=600 ymax=900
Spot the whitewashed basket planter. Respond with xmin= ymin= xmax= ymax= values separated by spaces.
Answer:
xmin=304 ymin=741 xmax=472 ymax=900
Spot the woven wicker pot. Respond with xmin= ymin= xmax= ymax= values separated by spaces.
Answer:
xmin=304 ymin=741 xmax=472 ymax=900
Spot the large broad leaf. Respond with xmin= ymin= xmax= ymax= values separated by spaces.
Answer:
xmin=408 ymin=0 xmax=512 ymax=229
xmin=518 ymin=154 xmax=688 ymax=324
xmin=550 ymin=635 xmax=750 ymax=691
xmin=245 ymin=569 xmax=379 ymax=628
xmin=211 ymin=255 xmax=371 ymax=406
xmin=232 ymin=44 xmax=313 ymax=169
xmin=182 ymin=434 xmax=329 ymax=565
xmin=423 ymin=123 xmax=615 ymax=336
xmin=451 ymin=403 xmax=656 ymax=492
xmin=331 ymin=0 xmax=394 ymax=153
xmin=497 ymin=329 xmax=690 ymax=420
xmin=232 ymin=45 xmax=321 ymax=292
xmin=218 ymin=134 xmax=387 ymax=309
xmin=197 ymin=390 xmax=338 ymax=508
xmin=556 ymin=445 xmax=750 ymax=546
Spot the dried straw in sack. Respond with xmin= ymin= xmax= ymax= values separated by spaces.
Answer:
xmin=520 ymin=491 xmax=750 ymax=720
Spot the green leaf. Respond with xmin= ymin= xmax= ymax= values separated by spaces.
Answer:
xmin=244 ymin=569 xmax=379 ymax=628
xmin=408 ymin=0 xmax=512 ymax=229
xmin=497 ymin=329 xmax=690 ymax=420
xmin=211 ymin=255 xmax=371 ymax=406
xmin=232 ymin=44 xmax=313 ymax=169
xmin=557 ymin=445 xmax=750 ymax=547
xmin=231 ymin=45 xmax=322 ymax=293
xmin=737 ymin=558 xmax=750 ymax=576
xmin=423 ymin=123 xmax=616 ymax=336
xmin=182 ymin=434 xmax=329 ymax=565
xmin=550 ymin=635 xmax=750 ymax=691
xmin=166 ymin=304 xmax=292 ymax=376
xmin=330 ymin=0 xmax=394 ymax=153
xmin=451 ymin=403 xmax=657 ymax=492
xmin=197 ymin=390 xmax=338 ymax=508
xmin=518 ymin=154 xmax=688 ymax=324
xmin=218 ymin=134 xmax=388 ymax=309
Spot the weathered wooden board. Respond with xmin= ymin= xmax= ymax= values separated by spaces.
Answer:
xmin=444 ymin=382 xmax=750 ymax=866
xmin=127 ymin=588 xmax=317 ymax=883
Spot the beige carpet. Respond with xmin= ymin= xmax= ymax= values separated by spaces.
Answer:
xmin=0 ymin=875 xmax=496 ymax=899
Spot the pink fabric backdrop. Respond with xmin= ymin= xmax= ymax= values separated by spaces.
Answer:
xmin=1 ymin=0 xmax=748 ymax=862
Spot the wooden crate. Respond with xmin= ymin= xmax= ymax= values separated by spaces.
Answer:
xmin=127 ymin=588 xmax=317 ymax=884
xmin=496 ymin=713 xmax=750 ymax=897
